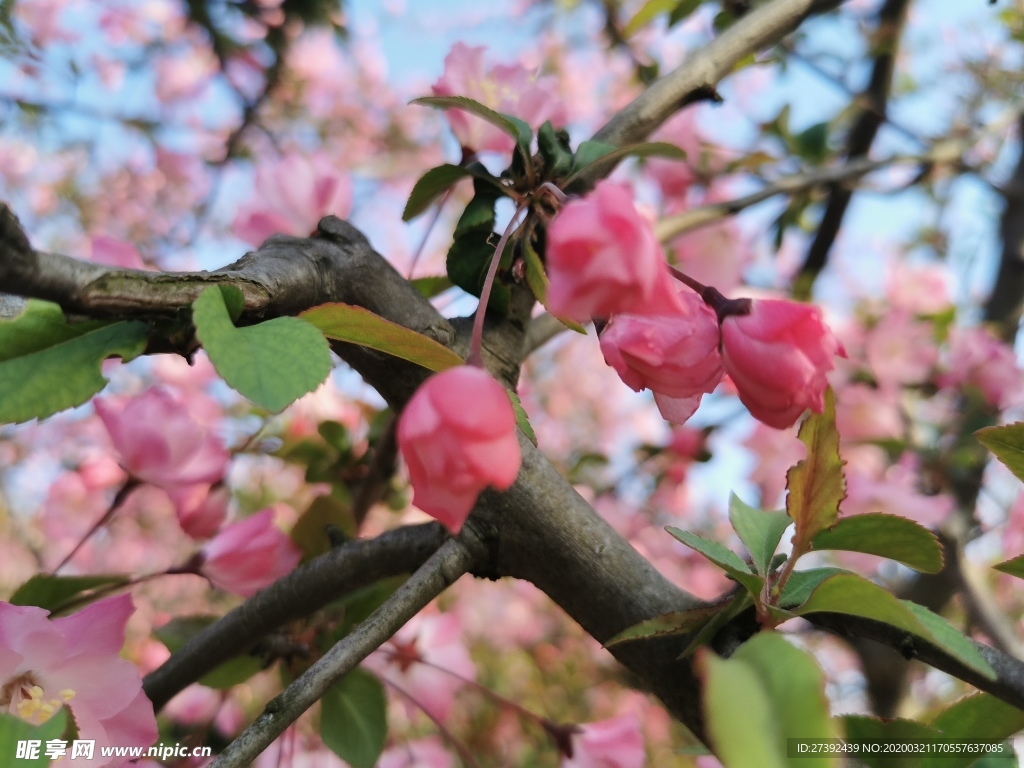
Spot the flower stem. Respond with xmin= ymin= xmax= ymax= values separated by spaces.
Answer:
xmin=467 ymin=202 xmax=529 ymax=367
xmin=53 ymin=477 xmax=142 ymax=573
xmin=668 ymin=265 xmax=752 ymax=323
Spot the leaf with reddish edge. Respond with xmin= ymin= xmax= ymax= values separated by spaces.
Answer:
xmin=976 ymin=422 xmax=1024 ymax=483
xmin=301 ymin=302 xmax=464 ymax=372
xmin=786 ymin=387 xmax=846 ymax=558
xmin=666 ymin=526 xmax=763 ymax=595
xmin=606 ymin=601 xmax=732 ymax=647
xmin=811 ymin=513 xmax=943 ymax=574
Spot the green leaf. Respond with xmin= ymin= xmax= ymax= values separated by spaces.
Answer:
xmin=811 ymin=513 xmax=943 ymax=573
xmin=155 ymin=616 xmax=265 ymax=689
xmin=321 ymin=668 xmax=387 ymax=768
xmin=623 ymin=0 xmax=675 ymax=37
xmin=291 ymin=494 xmax=356 ymax=561
xmin=537 ymin=121 xmax=574 ymax=179
xmin=0 ymin=318 xmax=148 ymax=425
xmin=976 ymin=423 xmax=1024 ymax=483
xmin=925 ymin=694 xmax=1024 ymax=768
xmin=10 ymin=574 xmax=130 ymax=613
xmin=446 ymin=230 xmax=511 ymax=314
xmin=842 ymin=716 xmax=941 ymax=768
xmin=570 ymin=139 xmax=616 ymax=174
xmin=0 ymin=299 xmax=102 ymax=361
xmin=728 ymin=493 xmax=791 ymax=577
xmin=194 ymin=285 xmax=332 ymax=413
xmin=681 ymin=592 xmax=754 ymax=658
xmin=994 ymin=554 xmax=1024 ymax=580
xmin=786 ymin=387 xmax=846 ymax=556
xmin=411 ymin=95 xmax=533 ymax=168
xmin=301 ymin=302 xmax=464 ymax=372
xmin=410 ymin=275 xmax=454 ymax=298
xmin=702 ymin=632 xmax=838 ymax=768
xmin=665 ymin=527 xmax=763 ymax=595
xmin=0 ymin=710 xmax=68 ymax=767
xmin=521 ymin=236 xmax=586 ymax=334
xmin=402 ymin=164 xmax=499 ymax=221
xmin=606 ymin=602 xmax=731 ymax=646
xmin=507 ymin=389 xmax=537 ymax=446
xmin=795 ymin=574 xmax=995 ymax=679
xmin=668 ymin=0 xmax=704 ymax=26
xmin=778 ymin=567 xmax=850 ymax=608
xmin=333 ymin=577 xmax=406 ymax=639
xmin=794 ymin=122 xmax=830 ymax=163
xmin=565 ymin=141 xmax=687 ymax=186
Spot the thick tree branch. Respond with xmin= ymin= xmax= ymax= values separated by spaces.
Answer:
xmin=984 ymin=114 xmax=1024 ymax=337
xmin=143 ymin=522 xmax=448 ymax=711
xmin=794 ymin=0 xmax=912 ymax=294
xmin=588 ymin=0 xmax=844 ymax=158
xmin=210 ymin=537 xmax=482 ymax=768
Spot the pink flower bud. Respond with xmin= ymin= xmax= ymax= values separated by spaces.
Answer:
xmin=721 ymin=299 xmax=845 ymax=429
xmin=95 ymin=387 xmax=230 ymax=490
xmin=200 ymin=509 xmax=302 ymax=597
xmin=397 ymin=366 xmax=521 ymax=533
xmin=563 ymin=714 xmax=645 ymax=768
xmin=546 ymin=181 xmax=681 ymax=322
xmin=599 ymin=289 xmax=724 ymax=424
xmin=167 ymin=483 xmax=230 ymax=540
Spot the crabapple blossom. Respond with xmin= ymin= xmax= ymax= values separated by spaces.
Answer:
xmin=864 ymin=311 xmax=937 ymax=388
xmin=0 ymin=595 xmax=157 ymax=767
xmin=939 ymin=326 xmax=1022 ymax=409
xmin=563 ymin=713 xmax=645 ymax=768
xmin=199 ymin=509 xmax=302 ymax=597
xmin=89 ymin=235 xmax=146 ymax=270
xmin=720 ymin=298 xmax=846 ymax=429
xmin=397 ymin=366 xmax=521 ymax=533
xmin=599 ymin=289 xmax=724 ymax=424
xmin=166 ymin=483 xmax=230 ymax=540
xmin=232 ymin=153 xmax=354 ymax=246
xmin=431 ymin=42 xmax=567 ymax=155
xmin=546 ymin=181 xmax=681 ymax=322
xmin=95 ymin=387 xmax=230 ymax=490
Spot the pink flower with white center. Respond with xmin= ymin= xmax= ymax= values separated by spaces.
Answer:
xmin=0 ymin=595 xmax=157 ymax=767
xmin=166 ymin=483 xmax=230 ymax=540
xmin=199 ymin=509 xmax=302 ymax=597
xmin=562 ymin=714 xmax=645 ymax=768
xmin=95 ymin=387 xmax=230 ymax=490
xmin=397 ymin=366 xmax=521 ymax=534
xmin=431 ymin=42 xmax=567 ymax=155
xmin=90 ymin=236 xmax=146 ymax=270
xmin=365 ymin=612 xmax=476 ymax=722
xmin=379 ymin=737 xmax=454 ymax=768
xmin=939 ymin=326 xmax=1022 ymax=409
xmin=232 ymin=154 xmax=353 ymax=246
xmin=547 ymin=181 xmax=681 ymax=322
xmin=599 ymin=289 xmax=724 ymax=424
xmin=721 ymin=298 xmax=846 ymax=429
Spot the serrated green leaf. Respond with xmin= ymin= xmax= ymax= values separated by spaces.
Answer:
xmin=924 ymin=694 xmax=1024 ymax=768
xmin=521 ymin=236 xmax=586 ymax=334
xmin=402 ymin=164 xmax=499 ymax=222
xmin=606 ymin=603 xmax=728 ymax=646
xmin=778 ymin=567 xmax=850 ymax=608
xmin=194 ymin=286 xmax=332 ymax=413
xmin=0 ymin=299 xmax=103 ymax=361
xmin=787 ymin=387 xmax=846 ymax=557
xmin=411 ymin=95 xmax=533 ymax=170
xmin=994 ymin=554 xmax=1024 ymax=580
xmin=301 ymin=302 xmax=463 ymax=372
xmin=795 ymin=574 xmax=995 ymax=679
xmin=155 ymin=616 xmax=264 ymax=689
xmin=507 ymin=389 xmax=537 ymax=446
xmin=842 ymin=716 xmax=941 ymax=768
xmin=728 ymin=493 xmax=791 ymax=577
xmin=812 ymin=513 xmax=943 ymax=573
xmin=565 ymin=141 xmax=686 ymax=186
xmin=410 ymin=275 xmax=454 ymax=298
xmin=977 ymin=423 xmax=1024 ymax=483
xmin=10 ymin=573 xmax=130 ymax=613
xmin=623 ymin=0 xmax=675 ymax=37
xmin=321 ymin=668 xmax=387 ymax=768
xmin=0 ymin=319 xmax=148 ymax=425
xmin=0 ymin=710 xmax=68 ymax=767
xmin=665 ymin=527 xmax=763 ymax=595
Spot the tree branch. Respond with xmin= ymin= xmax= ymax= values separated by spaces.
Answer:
xmin=794 ymin=0 xmax=912 ymax=294
xmin=984 ymin=114 xmax=1024 ymax=337
xmin=143 ymin=523 xmax=448 ymax=711
xmin=209 ymin=536 xmax=483 ymax=768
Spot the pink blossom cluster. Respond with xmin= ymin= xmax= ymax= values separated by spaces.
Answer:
xmin=546 ymin=181 xmax=846 ymax=430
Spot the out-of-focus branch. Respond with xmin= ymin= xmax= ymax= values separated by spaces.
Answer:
xmin=143 ymin=523 xmax=448 ymax=711
xmin=588 ymin=0 xmax=845 ymax=160
xmin=984 ymin=114 xmax=1024 ymax=338
xmin=209 ymin=537 xmax=482 ymax=768
xmin=794 ymin=0 xmax=912 ymax=295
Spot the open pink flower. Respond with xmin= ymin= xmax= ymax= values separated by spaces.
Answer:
xmin=0 ymin=595 xmax=157 ymax=767
xmin=90 ymin=235 xmax=146 ymax=270
xmin=600 ymin=289 xmax=724 ymax=424
xmin=721 ymin=299 xmax=845 ymax=429
xmin=95 ymin=387 xmax=230 ymax=490
xmin=938 ymin=326 xmax=1022 ymax=409
xmin=397 ymin=366 xmax=521 ymax=533
xmin=546 ymin=181 xmax=681 ymax=322
xmin=431 ymin=43 xmax=567 ymax=155
xmin=199 ymin=509 xmax=302 ymax=596
xmin=563 ymin=714 xmax=645 ymax=768
xmin=166 ymin=483 xmax=229 ymax=540
xmin=232 ymin=153 xmax=353 ymax=246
